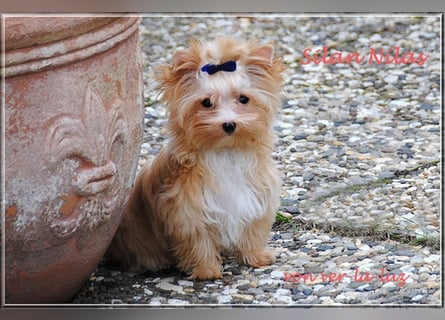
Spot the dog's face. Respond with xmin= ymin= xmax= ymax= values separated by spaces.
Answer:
xmin=156 ymin=38 xmax=284 ymax=151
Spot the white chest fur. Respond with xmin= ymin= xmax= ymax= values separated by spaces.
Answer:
xmin=201 ymin=150 xmax=267 ymax=249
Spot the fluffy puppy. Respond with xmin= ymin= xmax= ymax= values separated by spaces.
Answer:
xmin=107 ymin=37 xmax=284 ymax=280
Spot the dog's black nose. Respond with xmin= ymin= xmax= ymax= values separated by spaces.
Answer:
xmin=222 ymin=122 xmax=236 ymax=135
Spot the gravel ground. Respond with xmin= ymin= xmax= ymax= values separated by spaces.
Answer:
xmin=71 ymin=14 xmax=442 ymax=306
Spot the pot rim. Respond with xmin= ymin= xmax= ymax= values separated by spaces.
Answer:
xmin=5 ymin=15 xmax=142 ymax=77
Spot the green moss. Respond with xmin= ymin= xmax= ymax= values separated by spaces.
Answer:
xmin=289 ymin=216 xmax=440 ymax=250
xmin=276 ymin=211 xmax=293 ymax=223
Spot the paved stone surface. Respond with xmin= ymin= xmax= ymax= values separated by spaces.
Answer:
xmin=71 ymin=14 xmax=441 ymax=306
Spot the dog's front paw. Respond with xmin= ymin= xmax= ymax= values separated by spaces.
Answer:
xmin=240 ymin=249 xmax=276 ymax=268
xmin=191 ymin=263 xmax=222 ymax=280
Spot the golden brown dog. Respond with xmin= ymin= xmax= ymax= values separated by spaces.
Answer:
xmin=107 ymin=37 xmax=284 ymax=280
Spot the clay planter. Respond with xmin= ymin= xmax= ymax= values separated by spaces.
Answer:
xmin=5 ymin=16 xmax=144 ymax=303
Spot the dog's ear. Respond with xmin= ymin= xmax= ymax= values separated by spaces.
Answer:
xmin=171 ymin=49 xmax=196 ymax=73
xmin=251 ymin=44 xmax=274 ymax=63
xmin=171 ymin=39 xmax=201 ymax=73
xmin=155 ymin=43 xmax=200 ymax=95
xmin=245 ymin=42 xmax=284 ymax=102
xmin=246 ymin=42 xmax=282 ymax=76
xmin=172 ymin=50 xmax=189 ymax=68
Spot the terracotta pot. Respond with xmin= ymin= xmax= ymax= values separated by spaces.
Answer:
xmin=5 ymin=16 xmax=144 ymax=303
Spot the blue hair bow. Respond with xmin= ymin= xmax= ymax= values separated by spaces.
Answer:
xmin=201 ymin=60 xmax=237 ymax=75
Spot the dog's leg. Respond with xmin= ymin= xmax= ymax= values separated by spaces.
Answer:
xmin=236 ymin=214 xmax=276 ymax=268
xmin=170 ymin=224 xmax=223 ymax=280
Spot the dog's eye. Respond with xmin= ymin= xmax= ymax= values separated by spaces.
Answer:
xmin=201 ymin=98 xmax=213 ymax=108
xmin=239 ymin=95 xmax=249 ymax=104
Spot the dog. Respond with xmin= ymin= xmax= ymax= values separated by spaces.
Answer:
xmin=107 ymin=37 xmax=284 ymax=280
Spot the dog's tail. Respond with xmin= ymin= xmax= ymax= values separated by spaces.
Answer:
xmin=104 ymin=162 xmax=173 ymax=272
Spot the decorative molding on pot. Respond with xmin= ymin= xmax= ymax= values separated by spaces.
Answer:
xmin=5 ymin=16 xmax=142 ymax=77
xmin=47 ymin=85 xmax=128 ymax=239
